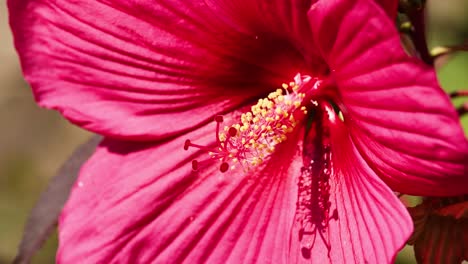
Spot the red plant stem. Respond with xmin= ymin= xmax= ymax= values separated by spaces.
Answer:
xmin=457 ymin=102 xmax=468 ymax=116
xmin=449 ymin=90 xmax=468 ymax=98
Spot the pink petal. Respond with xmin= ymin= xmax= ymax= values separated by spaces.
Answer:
xmin=57 ymin=110 xmax=304 ymax=263
xmin=308 ymin=0 xmax=468 ymax=196
xmin=289 ymin=104 xmax=412 ymax=263
xmin=204 ymin=0 xmax=326 ymax=71
xmin=58 ymin=105 xmax=412 ymax=263
xmin=9 ymin=0 xmax=312 ymax=140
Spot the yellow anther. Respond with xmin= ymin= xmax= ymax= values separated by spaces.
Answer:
xmin=338 ymin=111 xmax=345 ymax=121
xmin=190 ymin=74 xmax=312 ymax=173
xmin=251 ymin=157 xmax=264 ymax=166
xmin=219 ymin=133 xmax=226 ymax=141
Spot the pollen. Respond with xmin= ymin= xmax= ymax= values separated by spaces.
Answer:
xmin=184 ymin=75 xmax=310 ymax=173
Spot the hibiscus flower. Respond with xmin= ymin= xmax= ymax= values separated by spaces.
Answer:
xmin=9 ymin=0 xmax=468 ymax=263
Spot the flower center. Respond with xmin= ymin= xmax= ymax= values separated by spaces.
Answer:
xmin=184 ymin=73 xmax=321 ymax=172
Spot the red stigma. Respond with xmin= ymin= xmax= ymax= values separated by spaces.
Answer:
xmin=228 ymin=127 xmax=237 ymax=137
xmin=184 ymin=139 xmax=191 ymax=150
xmin=220 ymin=162 xmax=229 ymax=172
xmin=214 ymin=115 xmax=223 ymax=122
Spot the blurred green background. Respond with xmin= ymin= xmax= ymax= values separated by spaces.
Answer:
xmin=0 ymin=0 xmax=466 ymax=263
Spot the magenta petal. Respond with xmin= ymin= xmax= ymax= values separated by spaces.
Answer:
xmin=57 ymin=118 xmax=304 ymax=263
xmin=327 ymin=124 xmax=412 ymax=263
xmin=308 ymin=0 xmax=468 ymax=195
xmin=289 ymin=106 xmax=412 ymax=263
xmin=212 ymin=0 xmax=327 ymax=72
xmin=9 ymin=0 xmax=309 ymax=140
